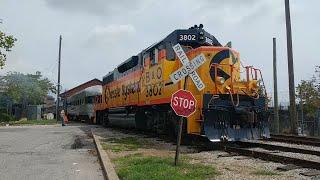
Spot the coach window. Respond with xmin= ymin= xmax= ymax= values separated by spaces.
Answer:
xmin=86 ymin=96 xmax=93 ymax=104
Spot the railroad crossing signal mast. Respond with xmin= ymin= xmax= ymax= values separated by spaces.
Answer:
xmin=170 ymin=43 xmax=206 ymax=165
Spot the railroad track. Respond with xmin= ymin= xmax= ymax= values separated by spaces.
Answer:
xmin=269 ymin=134 xmax=320 ymax=147
xmin=101 ymin=126 xmax=320 ymax=170
xmin=235 ymin=141 xmax=320 ymax=156
xmin=218 ymin=141 xmax=320 ymax=170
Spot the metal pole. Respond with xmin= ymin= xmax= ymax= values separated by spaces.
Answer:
xmin=273 ymin=38 xmax=280 ymax=134
xmin=56 ymin=35 xmax=64 ymax=126
xmin=300 ymin=94 xmax=304 ymax=135
xmin=317 ymin=109 xmax=320 ymax=136
xmin=174 ymin=76 xmax=188 ymax=166
xmin=284 ymin=0 xmax=297 ymax=134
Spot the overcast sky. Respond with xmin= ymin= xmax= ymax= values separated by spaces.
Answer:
xmin=1 ymin=0 xmax=319 ymax=103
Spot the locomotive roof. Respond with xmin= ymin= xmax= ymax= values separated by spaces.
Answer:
xmin=144 ymin=26 xmax=221 ymax=52
xmin=102 ymin=25 xmax=222 ymax=83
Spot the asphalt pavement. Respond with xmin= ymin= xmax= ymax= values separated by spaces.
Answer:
xmin=0 ymin=123 xmax=104 ymax=180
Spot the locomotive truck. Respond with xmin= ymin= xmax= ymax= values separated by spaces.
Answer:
xmin=94 ymin=25 xmax=270 ymax=141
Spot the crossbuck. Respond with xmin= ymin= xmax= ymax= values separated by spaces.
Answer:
xmin=169 ymin=44 xmax=207 ymax=91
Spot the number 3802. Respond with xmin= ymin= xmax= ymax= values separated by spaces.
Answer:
xmin=179 ymin=34 xmax=196 ymax=41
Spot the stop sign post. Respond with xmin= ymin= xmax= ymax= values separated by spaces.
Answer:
xmin=171 ymin=87 xmax=197 ymax=166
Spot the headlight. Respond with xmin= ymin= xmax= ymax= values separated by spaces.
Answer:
xmin=215 ymin=77 xmax=225 ymax=84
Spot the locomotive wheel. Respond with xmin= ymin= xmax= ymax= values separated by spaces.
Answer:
xmin=135 ymin=110 xmax=148 ymax=130
xmin=96 ymin=112 xmax=102 ymax=125
xmin=102 ymin=113 xmax=109 ymax=127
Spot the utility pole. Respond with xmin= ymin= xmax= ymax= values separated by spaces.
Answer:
xmin=284 ymin=0 xmax=297 ymax=134
xmin=56 ymin=35 xmax=64 ymax=126
xmin=299 ymin=90 xmax=304 ymax=135
xmin=273 ymin=38 xmax=280 ymax=134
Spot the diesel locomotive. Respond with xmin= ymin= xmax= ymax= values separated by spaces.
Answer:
xmin=94 ymin=25 xmax=270 ymax=141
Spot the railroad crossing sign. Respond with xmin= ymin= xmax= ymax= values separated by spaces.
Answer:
xmin=170 ymin=89 xmax=197 ymax=117
xmin=169 ymin=43 xmax=207 ymax=91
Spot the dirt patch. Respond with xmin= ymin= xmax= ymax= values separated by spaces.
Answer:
xmin=88 ymin=149 xmax=97 ymax=156
xmin=71 ymin=136 xmax=83 ymax=149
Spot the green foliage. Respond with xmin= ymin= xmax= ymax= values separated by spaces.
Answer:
xmin=115 ymin=154 xmax=218 ymax=180
xmin=10 ymin=119 xmax=57 ymax=125
xmin=0 ymin=31 xmax=17 ymax=68
xmin=0 ymin=112 xmax=13 ymax=122
xmin=1 ymin=71 xmax=55 ymax=105
xmin=0 ymin=107 xmax=6 ymax=114
xmin=296 ymin=79 xmax=320 ymax=118
xmin=0 ymin=107 xmax=14 ymax=122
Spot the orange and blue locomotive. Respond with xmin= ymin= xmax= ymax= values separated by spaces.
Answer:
xmin=94 ymin=25 xmax=270 ymax=141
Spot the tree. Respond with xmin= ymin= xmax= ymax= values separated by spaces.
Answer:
xmin=1 ymin=71 xmax=55 ymax=105
xmin=296 ymin=79 xmax=320 ymax=118
xmin=315 ymin=66 xmax=320 ymax=92
xmin=0 ymin=31 xmax=17 ymax=68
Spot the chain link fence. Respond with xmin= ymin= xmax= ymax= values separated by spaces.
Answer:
xmin=269 ymin=105 xmax=320 ymax=137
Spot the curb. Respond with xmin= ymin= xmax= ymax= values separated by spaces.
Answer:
xmin=92 ymin=130 xmax=119 ymax=180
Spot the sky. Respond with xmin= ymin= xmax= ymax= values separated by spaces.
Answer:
xmin=0 ymin=0 xmax=319 ymax=103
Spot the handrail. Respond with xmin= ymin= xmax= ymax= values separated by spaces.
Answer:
xmin=210 ymin=63 xmax=267 ymax=98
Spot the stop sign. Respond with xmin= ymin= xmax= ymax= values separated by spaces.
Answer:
xmin=170 ymin=89 xmax=197 ymax=117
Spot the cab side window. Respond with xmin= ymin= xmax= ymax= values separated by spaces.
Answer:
xmin=143 ymin=53 xmax=150 ymax=67
xmin=165 ymin=42 xmax=175 ymax=60
xmin=154 ymin=48 xmax=159 ymax=65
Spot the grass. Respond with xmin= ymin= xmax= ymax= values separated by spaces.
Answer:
xmin=0 ymin=119 xmax=58 ymax=126
xmin=251 ymin=169 xmax=279 ymax=176
xmin=101 ymin=136 xmax=218 ymax=179
xmin=101 ymin=137 xmax=151 ymax=152
xmin=115 ymin=154 xmax=218 ymax=180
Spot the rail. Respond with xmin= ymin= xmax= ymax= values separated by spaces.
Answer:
xmin=269 ymin=134 xmax=320 ymax=147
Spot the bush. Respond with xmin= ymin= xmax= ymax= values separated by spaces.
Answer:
xmin=0 ymin=113 xmax=13 ymax=122
xmin=0 ymin=108 xmax=7 ymax=114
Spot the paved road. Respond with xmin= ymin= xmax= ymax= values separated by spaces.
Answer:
xmin=0 ymin=124 xmax=104 ymax=180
